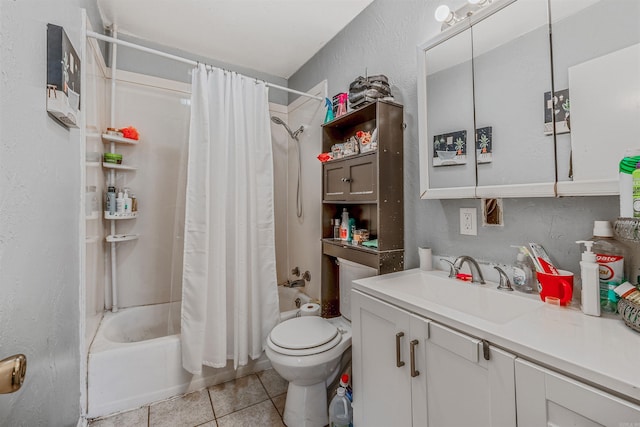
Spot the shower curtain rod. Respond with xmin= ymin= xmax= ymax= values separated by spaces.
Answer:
xmin=87 ymin=30 xmax=324 ymax=102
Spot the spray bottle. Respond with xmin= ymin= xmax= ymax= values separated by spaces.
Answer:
xmin=324 ymin=97 xmax=335 ymax=123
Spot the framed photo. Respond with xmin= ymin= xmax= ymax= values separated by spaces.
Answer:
xmin=433 ymin=130 xmax=467 ymax=166
xmin=544 ymin=89 xmax=570 ymax=135
xmin=475 ymin=126 xmax=493 ymax=164
xmin=47 ymin=24 xmax=80 ymax=128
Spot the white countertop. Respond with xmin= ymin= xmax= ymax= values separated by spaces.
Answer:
xmin=352 ymin=268 xmax=640 ymax=403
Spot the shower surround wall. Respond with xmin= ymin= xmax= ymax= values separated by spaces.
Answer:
xmin=287 ymin=0 xmax=619 ymax=274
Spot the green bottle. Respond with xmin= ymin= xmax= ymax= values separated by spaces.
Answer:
xmin=633 ymin=161 xmax=640 ymax=218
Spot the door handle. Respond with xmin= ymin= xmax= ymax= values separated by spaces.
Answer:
xmin=0 ymin=354 xmax=27 ymax=394
xmin=395 ymin=332 xmax=405 ymax=367
xmin=410 ymin=340 xmax=420 ymax=377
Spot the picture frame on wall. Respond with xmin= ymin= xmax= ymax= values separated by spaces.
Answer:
xmin=432 ymin=130 xmax=467 ymax=166
xmin=47 ymin=23 xmax=80 ymax=128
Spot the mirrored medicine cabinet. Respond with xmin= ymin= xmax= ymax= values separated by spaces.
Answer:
xmin=418 ymin=0 xmax=640 ymax=199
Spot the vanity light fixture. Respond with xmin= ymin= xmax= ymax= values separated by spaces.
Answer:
xmin=435 ymin=0 xmax=494 ymax=30
xmin=434 ymin=5 xmax=460 ymax=26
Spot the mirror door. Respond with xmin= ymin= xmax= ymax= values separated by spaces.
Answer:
xmin=472 ymin=0 xmax=555 ymax=197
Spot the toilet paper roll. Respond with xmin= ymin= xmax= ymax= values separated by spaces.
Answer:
xmin=419 ymin=247 xmax=433 ymax=271
xmin=300 ymin=303 xmax=321 ymax=317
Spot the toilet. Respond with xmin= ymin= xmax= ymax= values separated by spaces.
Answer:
xmin=265 ymin=315 xmax=351 ymax=426
xmin=265 ymin=258 xmax=376 ymax=427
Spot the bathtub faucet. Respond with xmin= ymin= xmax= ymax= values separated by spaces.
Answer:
xmin=285 ymin=279 xmax=306 ymax=288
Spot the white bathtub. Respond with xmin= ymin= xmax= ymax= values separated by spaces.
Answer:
xmin=87 ymin=286 xmax=310 ymax=418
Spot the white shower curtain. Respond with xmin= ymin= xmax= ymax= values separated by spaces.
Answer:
xmin=181 ymin=64 xmax=280 ymax=374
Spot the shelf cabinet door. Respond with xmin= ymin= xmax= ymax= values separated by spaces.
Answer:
xmin=352 ymin=290 xmax=413 ymax=427
xmin=515 ymin=359 xmax=640 ymax=427
xmin=345 ymin=155 xmax=377 ymax=201
xmin=323 ymin=161 xmax=347 ymax=200
xmin=424 ymin=322 xmax=516 ymax=427
xmin=323 ymin=154 xmax=377 ymax=202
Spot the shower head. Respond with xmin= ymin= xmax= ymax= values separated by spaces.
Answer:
xmin=271 ymin=116 xmax=304 ymax=140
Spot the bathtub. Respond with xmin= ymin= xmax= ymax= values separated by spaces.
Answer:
xmin=87 ymin=286 xmax=310 ymax=418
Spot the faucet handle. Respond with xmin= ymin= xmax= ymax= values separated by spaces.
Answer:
xmin=440 ymin=259 xmax=458 ymax=278
xmin=494 ymin=266 xmax=514 ymax=291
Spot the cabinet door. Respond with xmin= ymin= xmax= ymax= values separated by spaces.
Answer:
xmin=352 ymin=291 xmax=413 ymax=427
xmin=424 ymin=322 xmax=516 ymax=426
xmin=323 ymin=161 xmax=347 ymax=201
xmin=345 ymin=155 xmax=377 ymax=201
xmin=516 ymin=359 xmax=640 ymax=427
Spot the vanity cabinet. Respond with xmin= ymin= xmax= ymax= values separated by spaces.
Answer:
xmin=320 ymin=100 xmax=404 ymax=316
xmin=352 ymin=290 xmax=517 ymax=427
xmin=515 ymin=359 xmax=640 ymax=426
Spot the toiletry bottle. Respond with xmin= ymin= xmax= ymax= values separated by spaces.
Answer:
xmin=348 ymin=218 xmax=356 ymax=243
xmin=130 ymin=192 xmax=137 ymax=212
xmin=591 ymin=220 xmax=627 ymax=312
xmin=512 ymin=247 xmax=536 ymax=293
xmin=333 ymin=219 xmax=341 ymax=240
xmin=633 ymin=162 xmax=640 ymax=218
xmin=340 ymin=209 xmax=350 ymax=241
xmin=577 ymin=240 xmax=600 ymax=316
xmin=116 ymin=190 xmax=124 ymax=214
xmin=106 ymin=186 xmax=116 ymax=215
xmin=123 ymin=189 xmax=132 ymax=213
xmin=619 ymin=150 xmax=640 ymax=217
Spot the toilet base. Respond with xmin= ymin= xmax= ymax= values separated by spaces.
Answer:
xmin=283 ymin=381 xmax=328 ymax=427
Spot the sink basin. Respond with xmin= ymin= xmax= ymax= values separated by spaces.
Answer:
xmin=358 ymin=270 xmax=544 ymax=324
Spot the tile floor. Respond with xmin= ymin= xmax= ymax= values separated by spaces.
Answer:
xmin=88 ymin=369 xmax=289 ymax=427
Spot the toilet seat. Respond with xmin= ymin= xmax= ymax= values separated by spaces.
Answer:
xmin=268 ymin=317 xmax=342 ymax=356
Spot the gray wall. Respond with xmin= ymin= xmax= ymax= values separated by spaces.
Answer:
xmin=0 ymin=1 xmax=101 ymax=425
xmin=288 ymin=0 xmax=619 ymax=275
xmin=113 ymin=33 xmax=290 ymax=105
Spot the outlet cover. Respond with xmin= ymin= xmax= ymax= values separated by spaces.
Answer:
xmin=460 ymin=208 xmax=477 ymax=236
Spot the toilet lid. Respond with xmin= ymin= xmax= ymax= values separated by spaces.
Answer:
xmin=270 ymin=316 xmax=338 ymax=350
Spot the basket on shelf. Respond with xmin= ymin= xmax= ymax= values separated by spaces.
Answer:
xmin=618 ymin=298 xmax=640 ymax=333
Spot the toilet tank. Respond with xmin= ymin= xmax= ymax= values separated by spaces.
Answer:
xmin=337 ymin=258 xmax=377 ymax=321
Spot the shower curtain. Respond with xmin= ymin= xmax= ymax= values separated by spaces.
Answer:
xmin=181 ymin=64 xmax=280 ymax=374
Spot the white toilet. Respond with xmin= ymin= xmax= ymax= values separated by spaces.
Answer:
xmin=265 ymin=315 xmax=351 ymax=427
xmin=265 ymin=258 xmax=376 ymax=427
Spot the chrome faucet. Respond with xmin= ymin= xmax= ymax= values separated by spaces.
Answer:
xmin=284 ymin=278 xmax=306 ymax=288
xmin=453 ymin=255 xmax=486 ymax=284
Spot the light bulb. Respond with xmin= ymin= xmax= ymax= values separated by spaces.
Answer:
xmin=434 ymin=5 xmax=453 ymax=23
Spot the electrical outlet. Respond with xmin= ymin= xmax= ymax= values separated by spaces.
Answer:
xmin=460 ymin=208 xmax=477 ymax=236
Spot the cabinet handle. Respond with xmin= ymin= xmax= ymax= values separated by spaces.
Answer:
xmin=395 ymin=332 xmax=405 ymax=367
xmin=410 ymin=339 xmax=420 ymax=377
xmin=341 ymin=177 xmax=353 ymax=183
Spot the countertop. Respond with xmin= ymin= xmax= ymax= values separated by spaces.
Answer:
xmin=352 ymin=268 xmax=640 ymax=404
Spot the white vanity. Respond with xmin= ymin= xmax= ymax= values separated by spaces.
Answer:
xmin=351 ymin=269 xmax=640 ymax=426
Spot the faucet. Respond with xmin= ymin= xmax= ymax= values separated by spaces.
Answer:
xmin=493 ymin=266 xmax=513 ymax=291
xmin=453 ymin=255 xmax=486 ymax=284
xmin=284 ymin=278 xmax=306 ymax=288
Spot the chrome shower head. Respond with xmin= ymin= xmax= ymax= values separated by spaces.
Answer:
xmin=271 ymin=116 xmax=304 ymax=140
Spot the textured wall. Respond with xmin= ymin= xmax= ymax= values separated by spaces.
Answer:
xmin=0 ymin=1 xmax=100 ymax=425
xmin=288 ymin=0 xmax=619 ymax=275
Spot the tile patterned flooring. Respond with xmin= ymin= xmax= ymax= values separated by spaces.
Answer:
xmin=88 ymin=369 xmax=289 ymax=427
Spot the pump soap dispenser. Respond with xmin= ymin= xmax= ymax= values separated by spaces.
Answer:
xmin=577 ymin=240 xmax=600 ymax=316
